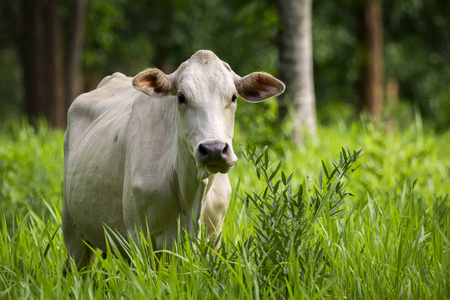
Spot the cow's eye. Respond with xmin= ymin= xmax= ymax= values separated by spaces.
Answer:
xmin=231 ymin=94 xmax=237 ymax=103
xmin=178 ymin=93 xmax=186 ymax=105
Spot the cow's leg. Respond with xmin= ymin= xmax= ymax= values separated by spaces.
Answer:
xmin=62 ymin=199 xmax=94 ymax=275
xmin=200 ymin=174 xmax=231 ymax=246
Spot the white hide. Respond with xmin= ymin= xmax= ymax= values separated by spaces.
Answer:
xmin=62 ymin=50 xmax=285 ymax=270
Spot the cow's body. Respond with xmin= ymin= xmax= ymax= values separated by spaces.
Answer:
xmin=62 ymin=50 xmax=284 ymax=271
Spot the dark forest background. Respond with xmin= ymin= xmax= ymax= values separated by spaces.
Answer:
xmin=0 ymin=0 xmax=449 ymax=133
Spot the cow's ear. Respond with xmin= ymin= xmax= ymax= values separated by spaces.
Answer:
xmin=236 ymin=72 xmax=285 ymax=103
xmin=132 ymin=69 xmax=174 ymax=98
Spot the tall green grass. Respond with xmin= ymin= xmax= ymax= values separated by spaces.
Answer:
xmin=0 ymin=117 xmax=449 ymax=299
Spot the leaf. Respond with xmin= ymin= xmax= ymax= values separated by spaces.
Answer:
xmin=239 ymin=144 xmax=248 ymax=161
xmin=264 ymin=146 xmax=269 ymax=169
xmin=321 ymin=161 xmax=329 ymax=180
xmin=287 ymin=172 xmax=294 ymax=185
xmin=43 ymin=225 xmax=61 ymax=259
xmin=318 ymin=170 xmax=323 ymax=190
xmin=269 ymin=162 xmax=282 ymax=181
xmin=309 ymin=176 xmax=341 ymax=225
xmin=273 ymin=180 xmax=280 ymax=195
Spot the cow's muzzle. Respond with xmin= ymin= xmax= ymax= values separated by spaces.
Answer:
xmin=194 ymin=140 xmax=237 ymax=173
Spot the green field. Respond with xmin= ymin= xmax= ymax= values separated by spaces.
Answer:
xmin=1 ymin=117 xmax=449 ymax=299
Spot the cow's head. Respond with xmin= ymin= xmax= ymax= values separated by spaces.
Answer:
xmin=132 ymin=50 xmax=285 ymax=178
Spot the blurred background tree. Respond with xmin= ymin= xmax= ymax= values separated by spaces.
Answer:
xmin=0 ymin=0 xmax=449 ymax=132
xmin=277 ymin=0 xmax=317 ymax=144
xmin=65 ymin=0 xmax=86 ymax=111
xmin=356 ymin=0 xmax=384 ymax=117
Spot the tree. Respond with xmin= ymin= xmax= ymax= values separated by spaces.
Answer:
xmin=277 ymin=0 xmax=317 ymax=144
xmin=65 ymin=0 xmax=87 ymax=111
xmin=0 ymin=0 xmax=87 ymax=128
xmin=19 ymin=0 xmax=66 ymax=128
xmin=356 ymin=0 xmax=383 ymax=117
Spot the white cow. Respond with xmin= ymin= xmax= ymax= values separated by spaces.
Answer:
xmin=62 ymin=50 xmax=285 ymax=271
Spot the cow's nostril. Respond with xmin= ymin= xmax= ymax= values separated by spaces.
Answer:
xmin=198 ymin=144 xmax=208 ymax=157
xmin=222 ymin=144 xmax=229 ymax=155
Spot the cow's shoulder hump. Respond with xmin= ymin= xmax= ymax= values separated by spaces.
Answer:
xmin=68 ymin=73 xmax=133 ymax=124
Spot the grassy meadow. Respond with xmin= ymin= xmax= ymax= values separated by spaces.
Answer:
xmin=0 ymin=115 xmax=449 ymax=299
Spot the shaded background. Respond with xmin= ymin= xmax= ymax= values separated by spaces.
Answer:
xmin=0 ymin=0 xmax=449 ymax=135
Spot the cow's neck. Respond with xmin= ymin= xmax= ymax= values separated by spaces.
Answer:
xmin=175 ymin=137 xmax=213 ymax=234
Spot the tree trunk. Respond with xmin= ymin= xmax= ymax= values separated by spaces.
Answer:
xmin=20 ymin=0 xmax=66 ymax=128
xmin=65 ymin=0 xmax=86 ymax=111
xmin=46 ymin=0 xmax=66 ymax=127
xmin=356 ymin=0 xmax=384 ymax=117
xmin=277 ymin=0 xmax=317 ymax=144
xmin=21 ymin=0 xmax=46 ymax=124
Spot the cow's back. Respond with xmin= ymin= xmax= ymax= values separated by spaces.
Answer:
xmin=64 ymin=73 xmax=137 ymax=248
xmin=65 ymin=73 xmax=134 ymax=151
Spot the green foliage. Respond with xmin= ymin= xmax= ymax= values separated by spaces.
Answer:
xmin=0 ymin=48 xmax=22 ymax=119
xmin=385 ymin=0 xmax=450 ymax=130
xmin=236 ymin=145 xmax=361 ymax=297
xmin=0 ymin=119 xmax=64 ymax=223
xmin=312 ymin=0 xmax=450 ymax=130
xmin=80 ymin=0 xmax=279 ymax=78
xmin=0 ymin=119 xmax=449 ymax=298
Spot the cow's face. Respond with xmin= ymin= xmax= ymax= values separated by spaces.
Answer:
xmin=132 ymin=50 xmax=285 ymax=178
